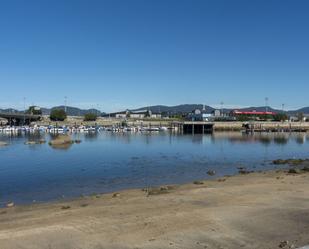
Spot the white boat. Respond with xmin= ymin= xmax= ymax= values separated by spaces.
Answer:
xmin=142 ymin=127 xmax=160 ymax=132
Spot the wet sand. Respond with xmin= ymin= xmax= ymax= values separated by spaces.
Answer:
xmin=0 ymin=170 xmax=309 ymax=249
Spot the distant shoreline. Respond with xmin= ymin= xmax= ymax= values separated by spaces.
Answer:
xmin=35 ymin=118 xmax=309 ymax=131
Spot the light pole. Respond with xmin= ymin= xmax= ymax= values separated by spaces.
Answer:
xmin=282 ymin=104 xmax=285 ymax=112
xmin=23 ymin=97 xmax=26 ymax=125
xmin=220 ymin=101 xmax=224 ymax=117
xmin=64 ymin=96 xmax=67 ymax=113
xmin=97 ymin=104 xmax=101 ymax=116
xmin=265 ymin=97 xmax=269 ymax=113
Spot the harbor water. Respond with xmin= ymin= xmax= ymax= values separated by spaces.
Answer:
xmin=0 ymin=131 xmax=308 ymax=206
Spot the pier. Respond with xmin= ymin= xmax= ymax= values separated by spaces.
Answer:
xmin=172 ymin=121 xmax=214 ymax=134
xmin=0 ymin=112 xmax=42 ymax=126
xmin=242 ymin=122 xmax=308 ymax=133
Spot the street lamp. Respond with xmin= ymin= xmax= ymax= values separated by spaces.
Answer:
xmin=23 ymin=97 xmax=26 ymax=125
xmin=97 ymin=104 xmax=100 ymax=116
xmin=64 ymin=96 xmax=68 ymax=113
xmin=220 ymin=101 xmax=224 ymax=117
xmin=265 ymin=97 xmax=269 ymax=113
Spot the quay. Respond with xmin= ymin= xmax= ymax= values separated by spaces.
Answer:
xmin=171 ymin=121 xmax=309 ymax=134
xmin=171 ymin=121 xmax=214 ymax=134
xmin=242 ymin=122 xmax=308 ymax=133
xmin=0 ymin=112 xmax=42 ymax=126
xmin=1 ymin=114 xmax=309 ymax=134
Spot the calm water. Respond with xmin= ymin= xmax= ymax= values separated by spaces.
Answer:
xmin=0 ymin=131 xmax=308 ymax=206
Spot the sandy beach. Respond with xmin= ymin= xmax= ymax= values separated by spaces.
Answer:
xmin=0 ymin=169 xmax=309 ymax=249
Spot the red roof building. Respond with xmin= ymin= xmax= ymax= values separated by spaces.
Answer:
xmin=232 ymin=110 xmax=276 ymax=115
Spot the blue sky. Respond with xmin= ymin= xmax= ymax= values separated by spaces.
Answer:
xmin=0 ymin=0 xmax=308 ymax=112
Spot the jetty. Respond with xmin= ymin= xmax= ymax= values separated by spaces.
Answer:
xmin=242 ymin=122 xmax=308 ymax=133
xmin=0 ymin=112 xmax=42 ymax=126
xmin=171 ymin=121 xmax=214 ymax=134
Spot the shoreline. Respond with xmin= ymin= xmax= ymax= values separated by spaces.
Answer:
xmin=11 ymin=116 xmax=309 ymax=132
xmin=0 ymin=165 xmax=289 ymax=208
xmin=1 ymin=168 xmax=309 ymax=249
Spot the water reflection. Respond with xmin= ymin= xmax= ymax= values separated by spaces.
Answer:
xmin=210 ymin=132 xmax=308 ymax=146
xmin=49 ymin=143 xmax=73 ymax=150
xmin=273 ymin=136 xmax=288 ymax=145
xmin=83 ymin=132 xmax=99 ymax=141
xmin=0 ymin=131 xmax=308 ymax=148
xmin=295 ymin=134 xmax=306 ymax=144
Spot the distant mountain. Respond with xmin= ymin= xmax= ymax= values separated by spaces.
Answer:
xmin=132 ymin=104 xmax=214 ymax=114
xmin=235 ymin=106 xmax=283 ymax=113
xmin=0 ymin=108 xmax=20 ymax=113
xmin=1 ymin=106 xmax=103 ymax=116
xmin=288 ymin=107 xmax=309 ymax=115
xmin=132 ymin=105 xmax=286 ymax=115
xmin=2 ymin=104 xmax=309 ymax=116
xmin=131 ymin=104 xmax=309 ymax=115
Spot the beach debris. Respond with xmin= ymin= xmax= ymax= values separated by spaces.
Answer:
xmin=288 ymin=168 xmax=301 ymax=174
xmin=278 ymin=240 xmax=289 ymax=248
xmin=161 ymin=185 xmax=175 ymax=191
xmin=6 ymin=202 xmax=14 ymax=208
xmin=193 ymin=180 xmax=204 ymax=185
xmin=112 ymin=193 xmax=120 ymax=198
xmin=146 ymin=187 xmax=170 ymax=196
xmin=302 ymin=166 xmax=309 ymax=172
xmin=207 ymin=170 xmax=216 ymax=176
xmin=80 ymin=203 xmax=88 ymax=207
xmin=61 ymin=205 xmax=71 ymax=210
xmin=0 ymin=141 xmax=9 ymax=147
xmin=90 ymin=193 xmax=100 ymax=198
xmin=273 ymin=159 xmax=287 ymax=165
xmin=218 ymin=178 xmax=226 ymax=182
xmin=143 ymin=185 xmax=174 ymax=192
xmin=239 ymin=169 xmax=253 ymax=175
xmin=273 ymin=158 xmax=309 ymax=165
xmin=237 ymin=164 xmax=247 ymax=170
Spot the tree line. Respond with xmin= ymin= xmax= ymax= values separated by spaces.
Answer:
xmin=49 ymin=109 xmax=97 ymax=121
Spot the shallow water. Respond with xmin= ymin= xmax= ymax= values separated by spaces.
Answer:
xmin=0 ymin=131 xmax=308 ymax=206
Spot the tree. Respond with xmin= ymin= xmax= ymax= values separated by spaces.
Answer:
xmin=50 ymin=109 xmax=67 ymax=121
xmin=84 ymin=113 xmax=97 ymax=121
xmin=273 ymin=113 xmax=288 ymax=122
xmin=297 ymin=112 xmax=304 ymax=122
xmin=121 ymin=120 xmax=128 ymax=127
xmin=235 ymin=114 xmax=253 ymax=121
xmin=26 ymin=106 xmax=42 ymax=115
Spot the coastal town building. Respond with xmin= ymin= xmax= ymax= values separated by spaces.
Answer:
xmin=231 ymin=110 xmax=277 ymax=116
xmin=104 ymin=109 xmax=162 ymax=119
xmin=187 ymin=108 xmax=223 ymax=121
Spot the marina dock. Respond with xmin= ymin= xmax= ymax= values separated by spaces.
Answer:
xmin=171 ymin=121 xmax=214 ymax=134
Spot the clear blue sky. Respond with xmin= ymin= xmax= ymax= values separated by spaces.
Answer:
xmin=0 ymin=0 xmax=308 ymax=112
